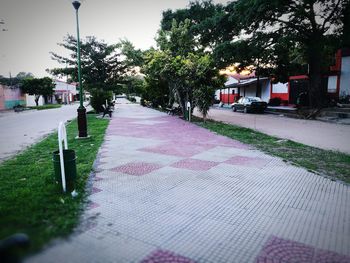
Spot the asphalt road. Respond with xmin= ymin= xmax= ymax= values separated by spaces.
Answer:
xmin=194 ymin=107 xmax=350 ymax=154
xmin=0 ymin=104 xmax=91 ymax=162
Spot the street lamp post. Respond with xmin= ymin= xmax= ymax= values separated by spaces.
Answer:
xmin=71 ymin=0 xmax=88 ymax=138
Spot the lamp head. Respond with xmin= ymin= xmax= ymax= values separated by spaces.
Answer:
xmin=71 ymin=1 xmax=81 ymax=10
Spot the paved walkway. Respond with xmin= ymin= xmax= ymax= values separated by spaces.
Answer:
xmin=29 ymin=103 xmax=350 ymax=263
xmin=193 ymin=107 xmax=350 ymax=154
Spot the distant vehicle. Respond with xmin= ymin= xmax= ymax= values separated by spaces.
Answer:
xmin=231 ymin=97 xmax=267 ymax=113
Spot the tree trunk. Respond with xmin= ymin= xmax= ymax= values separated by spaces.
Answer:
xmin=307 ymin=35 xmax=326 ymax=109
xmin=35 ymin=95 xmax=40 ymax=107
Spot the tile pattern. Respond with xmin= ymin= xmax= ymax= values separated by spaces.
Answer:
xmin=170 ymin=158 xmax=219 ymax=171
xmin=111 ymin=162 xmax=162 ymax=176
xmin=27 ymin=103 xmax=350 ymax=263
xmin=256 ymin=236 xmax=350 ymax=263
xmin=224 ymin=155 xmax=271 ymax=168
xmin=140 ymin=250 xmax=196 ymax=263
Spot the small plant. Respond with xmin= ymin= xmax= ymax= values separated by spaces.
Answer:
xmin=140 ymin=98 xmax=146 ymax=106
xmin=90 ymin=89 xmax=112 ymax=113
xmin=268 ymin=97 xmax=281 ymax=106
xmin=194 ymin=85 xmax=215 ymax=122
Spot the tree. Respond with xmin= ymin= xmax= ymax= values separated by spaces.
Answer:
xmin=143 ymin=18 xmax=224 ymax=114
xmin=228 ymin=0 xmax=346 ymax=107
xmin=49 ymin=35 xmax=128 ymax=112
xmin=16 ymin=72 xmax=34 ymax=80
xmin=21 ymin=77 xmax=55 ymax=106
xmin=341 ymin=0 xmax=350 ymax=47
xmin=194 ymin=85 xmax=215 ymax=122
xmin=142 ymin=49 xmax=170 ymax=107
xmin=161 ymin=1 xmax=226 ymax=50
xmin=118 ymin=39 xmax=144 ymax=68
xmin=0 ymin=72 xmax=34 ymax=86
xmin=162 ymin=0 xmax=346 ymax=108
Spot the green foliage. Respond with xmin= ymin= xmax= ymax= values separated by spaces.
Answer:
xmin=342 ymin=1 xmax=350 ymax=47
xmin=163 ymin=0 xmax=347 ymax=107
xmin=231 ymin=0 xmax=346 ymax=107
xmin=161 ymin=1 xmax=226 ymax=49
xmin=0 ymin=115 xmax=109 ymax=254
xmin=16 ymin=72 xmax=34 ymax=80
xmin=29 ymin=104 xmax=62 ymax=110
xmin=0 ymin=72 xmax=34 ymax=86
xmin=118 ymin=39 xmax=144 ymax=67
xmin=194 ymin=85 xmax=215 ymax=121
xmin=142 ymin=18 xmax=224 ymax=112
xmin=90 ymin=89 xmax=113 ymax=113
xmin=50 ymin=35 xmax=127 ymax=88
xmin=21 ymin=77 xmax=55 ymax=106
xmin=49 ymin=35 xmax=128 ymax=111
xmin=124 ymin=75 xmax=145 ymax=96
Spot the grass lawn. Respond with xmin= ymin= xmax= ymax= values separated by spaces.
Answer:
xmin=194 ymin=117 xmax=350 ymax=184
xmin=29 ymin=104 xmax=62 ymax=110
xmin=0 ymin=114 xmax=109 ymax=255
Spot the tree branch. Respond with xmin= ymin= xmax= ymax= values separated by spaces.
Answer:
xmin=322 ymin=0 xmax=342 ymax=31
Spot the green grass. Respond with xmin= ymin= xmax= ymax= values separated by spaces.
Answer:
xmin=29 ymin=104 xmax=62 ymax=110
xmin=194 ymin=117 xmax=350 ymax=184
xmin=0 ymin=114 xmax=109 ymax=255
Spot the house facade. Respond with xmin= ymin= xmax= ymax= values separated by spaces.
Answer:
xmin=217 ymin=48 xmax=350 ymax=106
xmin=217 ymin=75 xmax=284 ymax=104
xmin=0 ymin=84 xmax=25 ymax=110
xmin=25 ymin=80 xmax=78 ymax=106
xmin=53 ymin=80 xmax=77 ymax=104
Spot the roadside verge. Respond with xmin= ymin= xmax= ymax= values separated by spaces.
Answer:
xmin=193 ymin=117 xmax=350 ymax=184
xmin=0 ymin=114 xmax=109 ymax=255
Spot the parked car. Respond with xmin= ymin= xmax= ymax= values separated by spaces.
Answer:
xmin=231 ymin=97 xmax=267 ymax=113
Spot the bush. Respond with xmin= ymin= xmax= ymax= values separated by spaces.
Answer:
xmin=140 ymin=98 xmax=146 ymax=106
xmin=90 ymin=89 xmax=113 ymax=113
xmin=268 ymin=97 xmax=282 ymax=106
xmin=126 ymin=94 xmax=137 ymax=103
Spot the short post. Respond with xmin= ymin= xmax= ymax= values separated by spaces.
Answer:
xmin=187 ymin=101 xmax=191 ymax=122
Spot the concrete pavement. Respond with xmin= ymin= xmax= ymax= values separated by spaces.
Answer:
xmin=0 ymin=104 xmax=90 ymax=162
xmin=28 ymin=103 xmax=350 ymax=263
xmin=193 ymin=107 xmax=350 ymax=154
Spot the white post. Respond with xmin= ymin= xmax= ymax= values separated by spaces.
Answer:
xmin=187 ymin=101 xmax=191 ymax=122
xmin=58 ymin=122 xmax=68 ymax=193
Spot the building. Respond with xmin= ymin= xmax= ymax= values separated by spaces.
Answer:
xmin=0 ymin=84 xmax=25 ymax=110
xmin=217 ymin=74 xmax=283 ymax=104
xmin=53 ymin=80 xmax=77 ymax=104
xmin=217 ymin=48 xmax=350 ymax=106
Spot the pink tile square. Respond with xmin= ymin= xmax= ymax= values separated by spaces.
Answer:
xmin=139 ymin=143 xmax=214 ymax=158
xmin=314 ymin=249 xmax=350 ymax=263
xmin=88 ymin=201 xmax=100 ymax=210
xmin=92 ymin=187 xmax=102 ymax=194
xmin=93 ymin=176 xmax=103 ymax=181
xmin=171 ymin=158 xmax=219 ymax=171
xmin=140 ymin=249 xmax=196 ymax=263
xmin=110 ymin=162 xmax=162 ymax=176
xmin=256 ymin=236 xmax=314 ymax=263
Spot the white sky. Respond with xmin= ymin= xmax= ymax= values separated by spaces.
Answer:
xmin=0 ymin=0 xmax=228 ymax=78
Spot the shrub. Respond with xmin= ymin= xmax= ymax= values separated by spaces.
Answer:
xmin=140 ymin=98 xmax=146 ymax=106
xmin=90 ymin=89 xmax=113 ymax=113
xmin=268 ymin=97 xmax=282 ymax=106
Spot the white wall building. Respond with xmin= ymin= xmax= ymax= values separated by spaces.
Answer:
xmin=25 ymin=94 xmax=45 ymax=107
xmin=53 ymin=80 xmax=77 ymax=104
